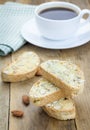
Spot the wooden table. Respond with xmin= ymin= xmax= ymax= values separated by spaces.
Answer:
xmin=0 ymin=0 xmax=90 ymax=130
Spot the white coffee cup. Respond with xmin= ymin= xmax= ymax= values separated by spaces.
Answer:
xmin=35 ymin=2 xmax=90 ymax=40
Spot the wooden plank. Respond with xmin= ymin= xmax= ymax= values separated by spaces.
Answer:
xmin=0 ymin=55 xmax=11 ymax=130
xmin=66 ymin=1 xmax=90 ymax=130
xmin=74 ymin=45 xmax=90 ymax=130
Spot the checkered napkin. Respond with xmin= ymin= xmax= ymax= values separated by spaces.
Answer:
xmin=0 ymin=2 xmax=36 ymax=56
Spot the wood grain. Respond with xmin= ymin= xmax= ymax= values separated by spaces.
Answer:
xmin=0 ymin=55 xmax=11 ymax=130
xmin=0 ymin=0 xmax=90 ymax=130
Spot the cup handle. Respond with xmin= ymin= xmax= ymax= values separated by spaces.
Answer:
xmin=80 ymin=9 xmax=90 ymax=27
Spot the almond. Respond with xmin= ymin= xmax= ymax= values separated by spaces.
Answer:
xmin=22 ymin=95 xmax=30 ymax=106
xmin=11 ymin=110 xmax=24 ymax=117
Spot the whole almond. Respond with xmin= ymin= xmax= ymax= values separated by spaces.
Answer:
xmin=11 ymin=110 xmax=24 ymax=117
xmin=22 ymin=95 xmax=30 ymax=106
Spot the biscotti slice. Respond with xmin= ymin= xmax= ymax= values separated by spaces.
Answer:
xmin=29 ymin=78 xmax=67 ymax=106
xmin=39 ymin=60 xmax=84 ymax=96
xmin=42 ymin=98 xmax=75 ymax=120
xmin=1 ymin=52 xmax=40 ymax=82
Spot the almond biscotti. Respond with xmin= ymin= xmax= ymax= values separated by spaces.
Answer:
xmin=39 ymin=60 xmax=84 ymax=96
xmin=42 ymin=98 xmax=75 ymax=120
xmin=29 ymin=78 xmax=68 ymax=106
xmin=1 ymin=52 xmax=40 ymax=82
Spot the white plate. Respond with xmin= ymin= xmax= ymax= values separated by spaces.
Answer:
xmin=21 ymin=18 xmax=90 ymax=49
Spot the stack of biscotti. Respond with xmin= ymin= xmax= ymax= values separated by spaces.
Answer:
xmin=1 ymin=53 xmax=84 ymax=120
xmin=29 ymin=60 xmax=84 ymax=120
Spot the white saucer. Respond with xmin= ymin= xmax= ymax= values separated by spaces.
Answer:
xmin=21 ymin=18 xmax=90 ymax=49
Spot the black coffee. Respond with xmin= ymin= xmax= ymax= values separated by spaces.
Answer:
xmin=39 ymin=7 xmax=78 ymax=20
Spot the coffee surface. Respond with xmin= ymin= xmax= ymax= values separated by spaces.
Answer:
xmin=39 ymin=7 xmax=78 ymax=20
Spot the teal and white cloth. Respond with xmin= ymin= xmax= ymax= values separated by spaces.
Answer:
xmin=0 ymin=2 xmax=36 ymax=56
